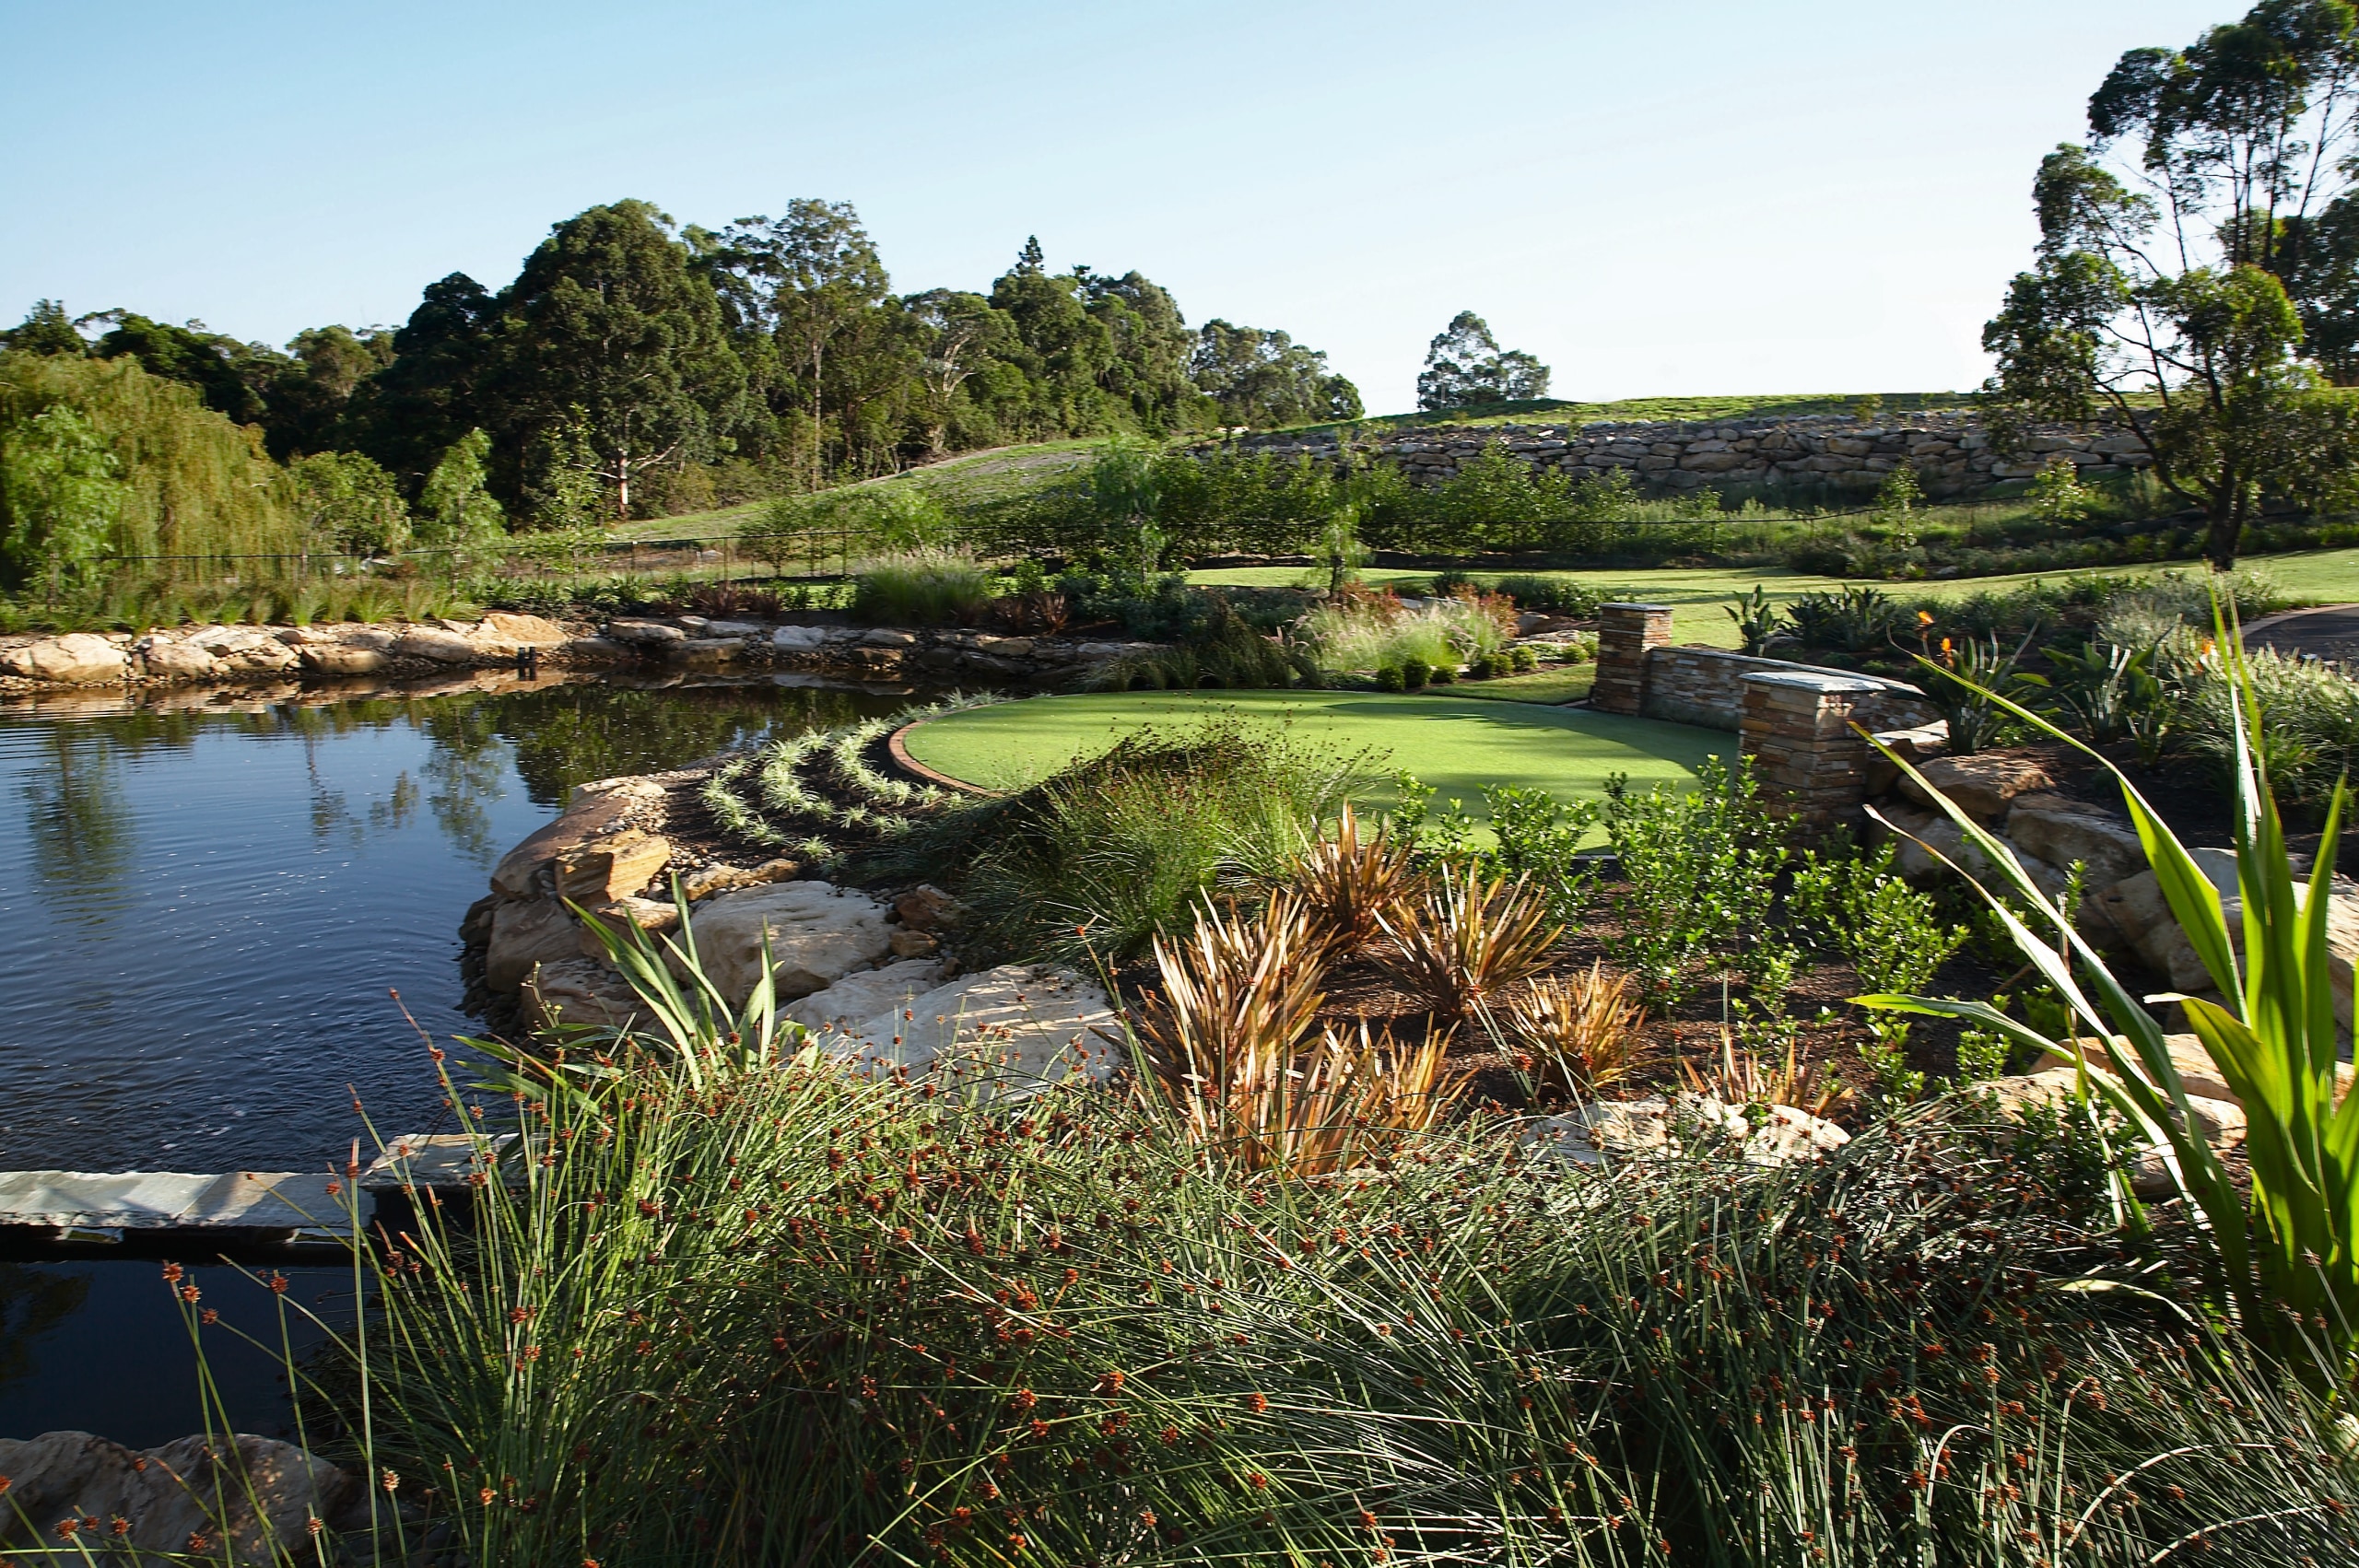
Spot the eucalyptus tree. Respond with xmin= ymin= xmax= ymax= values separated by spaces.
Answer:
xmin=351 ymin=273 xmax=501 ymax=494
xmin=1191 ymin=319 xmax=1363 ymax=427
xmin=698 ymin=200 xmax=895 ymax=486
xmin=1983 ymin=0 xmax=2359 ymax=566
xmin=905 ymin=288 xmax=1014 ymax=456
xmin=1414 ymin=310 xmax=1550 ymax=411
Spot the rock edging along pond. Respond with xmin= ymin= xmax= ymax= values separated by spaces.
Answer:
xmin=460 ymin=734 xmax=1129 ymax=1099
xmin=1 ymin=612 xmax=1164 ymax=696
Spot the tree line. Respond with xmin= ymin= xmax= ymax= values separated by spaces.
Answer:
xmin=1 ymin=198 xmax=1365 ymax=552
xmin=1982 ymin=0 xmax=2359 ymax=565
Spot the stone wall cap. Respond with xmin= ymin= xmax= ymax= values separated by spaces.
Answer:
xmin=1600 ymin=602 xmax=1674 ymax=613
xmin=1742 ymin=671 xmax=1884 ymax=695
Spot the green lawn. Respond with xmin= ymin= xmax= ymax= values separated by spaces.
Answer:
xmin=1444 ymin=665 xmax=1597 ymax=704
xmin=1191 ymin=548 xmax=2359 ymax=649
xmin=899 ymin=690 xmax=1731 ymax=832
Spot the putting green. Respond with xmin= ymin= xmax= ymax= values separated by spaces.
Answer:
xmin=900 ymin=691 xmax=1733 ymax=826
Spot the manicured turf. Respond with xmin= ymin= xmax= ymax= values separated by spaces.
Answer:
xmin=900 ymin=690 xmax=1732 ymax=828
xmin=1444 ymin=664 xmax=1596 ymax=705
xmin=1191 ymin=547 xmax=2359 ymax=649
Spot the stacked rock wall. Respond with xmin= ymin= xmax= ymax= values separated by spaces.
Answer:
xmin=1203 ymin=411 xmax=2150 ymax=498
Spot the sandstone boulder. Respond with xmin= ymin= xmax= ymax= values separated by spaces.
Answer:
xmin=553 ymin=830 xmax=671 ymax=904
xmin=295 ymin=644 xmax=387 ymax=676
xmin=607 ymin=618 xmax=686 ymax=645
xmin=393 ymin=627 xmax=480 ymax=663
xmin=2100 ymin=865 xmax=2359 ymax=1033
xmin=1530 ymin=1094 xmax=1849 ymax=1168
xmin=772 ymin=625 xmax=827 ymax=650
xmin=895 ymin=884 xmax=968 ymax=930
xmin=687 ymin=882 xmax=895 ymax=1004
xmin=1897 ymin=753 xmax=2053 ymax=824
xmin=0 ymin=1430 xmax=368 ymax=1563
xmin=1 ymin=632 xmax=125 ymax=683
xmin=679 ymin=858 xmax=801 ymax=902
xmin=2004 ymin=794 xmax=2147 ymax=889
xmin=475 ymin=610 xmax=570 ymax=647
xmin=525 ymin=955 xmax=649 ymax=1031
xmin=823 ymin=964 xmax=1124 ymax=1095
xmin=137 ymin=638 xmax=219 ymax=680
xmin=485 ymin=896 xmax=584 ymax=993
xmin=489 ymin=787 xmax=657 ymax=898
xmin=783 ymin=957 xmax=949 ymax=1030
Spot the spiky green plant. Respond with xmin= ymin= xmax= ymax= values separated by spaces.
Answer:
xmin=1860 ymin=611 xmax=2359 ymax=1386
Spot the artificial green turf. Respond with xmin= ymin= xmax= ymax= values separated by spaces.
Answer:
xmin=1446 ymin=665 xmax=1596 ymax=704
xmin=1189 ymin=548 xmax=2359 ymax=649
xmin=899 ymin=690 xmax=1731 ymax=830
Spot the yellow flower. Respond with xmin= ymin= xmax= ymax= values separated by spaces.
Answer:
xmin=1917 ymin=611 xmax=1935 ymax=626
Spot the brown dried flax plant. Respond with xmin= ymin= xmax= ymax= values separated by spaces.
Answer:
xmin=1377 ymin=861 xmax=1562 ymax=1022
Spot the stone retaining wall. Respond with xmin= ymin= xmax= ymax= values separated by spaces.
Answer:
xmin=1592 ymin=603 xmax=1936 ymax=733
xmin=1199 ymin=410 xmax=2148 ymax=498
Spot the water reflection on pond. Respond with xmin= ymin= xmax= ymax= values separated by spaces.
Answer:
xmin=0 ymin=674 xmax=926 ymax=1176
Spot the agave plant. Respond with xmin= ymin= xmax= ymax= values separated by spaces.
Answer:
xmin=1862 ymin=615 xmax=2359 ymax=1385
xmin=1378 ymin=862 xmax=1563 ymax=1022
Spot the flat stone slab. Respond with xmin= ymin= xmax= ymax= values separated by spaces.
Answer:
xmin=360 ymin=1132 xmax=521 ymax=1190
xmin=0 ymin=1170 xmax=367 ymax=1234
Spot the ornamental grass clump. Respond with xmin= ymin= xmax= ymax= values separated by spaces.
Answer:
xmin=851 ymin=547 xmax=995 ymax=626
xmin=274 ymin=1005 xmax=2359 ymax=1565
xmin=1377 ymin=860 xmax=1561 ymax=1022
xmin=1868 ymin=605 xmax=2359 ymax=1389
xmin=933 ymin=720 xmax=1374 ymax=962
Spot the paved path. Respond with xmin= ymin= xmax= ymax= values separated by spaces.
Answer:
xmin=2243 ymin=603 xmax=2359 ymax=664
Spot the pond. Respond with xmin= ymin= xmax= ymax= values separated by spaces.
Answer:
xmin=0 ymin=673 xmax=932 ymax=1445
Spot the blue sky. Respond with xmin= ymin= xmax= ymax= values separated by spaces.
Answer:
xmin=2 ymin=1 xmax=2232 ymax=414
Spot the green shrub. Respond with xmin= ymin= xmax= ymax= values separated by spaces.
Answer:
xmin=1602 ymin=756 xmax=1787 ymax=1009
xmin=1788 ymin=840 xmax=1967 ymax=1102
xmin=1088 ymin=601 xmax=1294 ymax=691
xmin=1509 ymin=644 xmax=1537 ymax=672
xmin=2185 ymin=644 xmax=2359 ymax=814
xmin=851 ymin=548 xmax=995 ymax=626
xmin=1375 ymin=662 xmax=1405 ymax=692
xmin=1492 ymin=573 xmax=1602 ymax=617
xmin=1429 ymin=568 xmax=1479 ymax=597
xmin=1399 ymin=656 xmax=1430 ymax=689
xmin=1427 ymin=660 xmax=1455 ymax=684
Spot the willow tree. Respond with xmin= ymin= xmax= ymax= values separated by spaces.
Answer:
xmin=0 ymin=352 xmax=301 ymax=583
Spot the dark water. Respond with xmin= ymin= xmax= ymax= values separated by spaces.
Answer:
xmin=0 ymin=673 xmax=925 ymax=1443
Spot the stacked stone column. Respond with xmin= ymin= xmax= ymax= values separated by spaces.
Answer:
xmin=1739 ymin=671 xmax=1881 ymax=831
xmin=1592 ymin=603 xmax=1672 ymax=716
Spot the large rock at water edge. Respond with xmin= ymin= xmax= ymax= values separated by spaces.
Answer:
xmin=822 ymin=964 xmax=1124 ymax=1096
xmin=488 ymin=779 xmax=664 ymax=898
xmin=0 ymin=1429 xmax=368 ymax=1562
xmin=687 ymin=881 xmax=895 ymax=1004
xmin=1 ymin=633 xmax=125 ymax=684
xmin=486 ymin=896 xmax=584 ymax=993
xmin=783 ymin=957 xmax=949 ymax=1031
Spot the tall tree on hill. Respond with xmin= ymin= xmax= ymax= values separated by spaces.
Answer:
xmin=906 ymin=288 xmax=1015 ymax=456
xmin=698 ymin=200 xmax=894 ymax=487
xmin=1074 ymin=268 xmax=1209 ymax=434
xmin=498 ymin=200 xmax=745 ymax=520
xmin=1415 ymin=311 xmax=1550 ymax=411
xmin=350 ymin=274 xmax=502 ymax=493
xmin=267 ymin=323 xmax=394 ymax=458
xmin=88 ymin=312 xmax=278 ymax=427
xmin=1981 ymin=0 xmax=2359 ymax=567
xmin=1191 ymin=320 xmax=1363 ymax=427
xmin=3 ymin=300 xmax=89 ymax=357
xmin=990 ymin=241 xmax=1118 ymax=439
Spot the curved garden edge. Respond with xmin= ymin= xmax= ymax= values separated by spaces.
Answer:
xmin=887 ymin=714 xmax=1003 ymax=797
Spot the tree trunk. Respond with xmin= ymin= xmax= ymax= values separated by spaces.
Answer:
xmin=2202 ymin=477 xmax=2242 ymax=571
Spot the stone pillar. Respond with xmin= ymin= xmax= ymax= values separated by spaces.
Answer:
xmin=1740 ymin=671 xmax=1882 ymax=831
xmin=1592 ymin=603 xmax=1673 ymax=716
